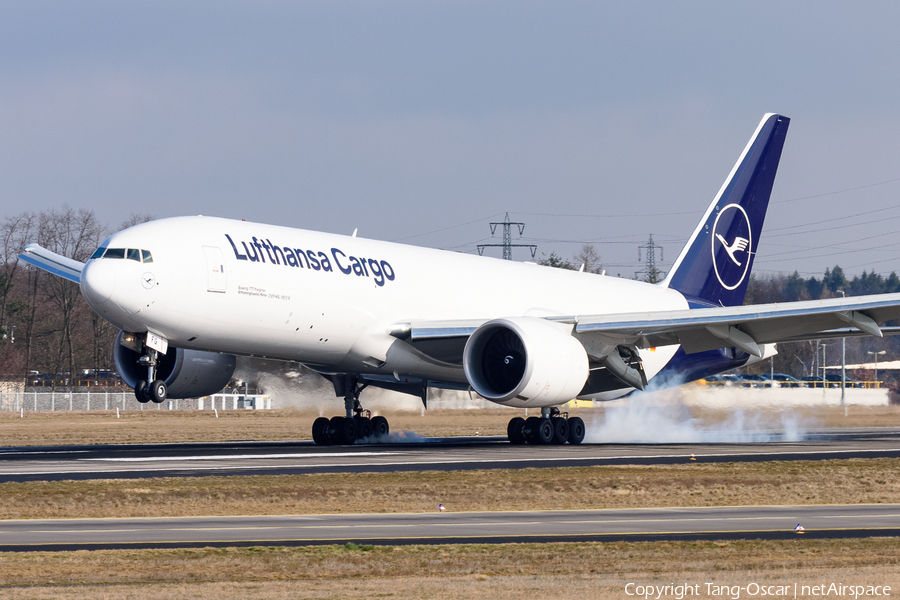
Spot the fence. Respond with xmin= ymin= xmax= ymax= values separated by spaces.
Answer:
xmin=0 ymin=391 xmax=271 ymax=412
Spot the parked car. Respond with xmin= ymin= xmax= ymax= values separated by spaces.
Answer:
xmin=801 ymin=376 xmax=826 ymax=388
xmin=735 ymin=373 xmax=770 ymax=388
xmin=770 ymin=373 xmax=801 ymax=388
xmin=824 ymin=373 xmax=862 ymax=388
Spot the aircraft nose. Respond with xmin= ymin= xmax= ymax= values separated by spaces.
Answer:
xmin=81 ymin=259 xmax=116 ymax=306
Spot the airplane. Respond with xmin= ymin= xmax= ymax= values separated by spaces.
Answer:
xmin=20 ymin=113 xmax=900 ymax=446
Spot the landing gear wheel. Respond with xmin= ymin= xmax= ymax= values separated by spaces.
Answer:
xmin=331 ymin=416 xmax=357 ymax=445
xmin=370 ymin=416 xmax=389 ymax=439
xmin=149 ymin=380 xmax=167 ymax=403
xmin=312 ymin=417 xmax=331 ymax=445
xmin=551 ymin=417 xmax=569 ymax=445
xmin=567 ymin=417 xmax=585 ymax=445
xmin=523 ymin=416 xmax=542 ymax=444
xmin=507 ymin=417 xmax=526 ymax=445
xmin=534 ymin=419 xmax=554 ymax=444
xmin=134 ymin=380 xmax=150 ymax=403
xmin=355 ymin=416 xmax=373 ymax=441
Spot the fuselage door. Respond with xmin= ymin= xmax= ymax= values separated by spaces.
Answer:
xmin=202 ymin=246 xmax=227 ymax=293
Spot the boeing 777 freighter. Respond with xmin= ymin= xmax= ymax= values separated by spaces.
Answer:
xmin=21 ymin=114 xmax=900 ymax=445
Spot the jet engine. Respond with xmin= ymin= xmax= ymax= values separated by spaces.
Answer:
xmin=114 ymin=331 xmax=236 ymax=398
xmin=462 ymin=317 xmax=589 ymax=407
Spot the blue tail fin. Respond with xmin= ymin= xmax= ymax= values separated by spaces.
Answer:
xmin=664 ymin=113 xmax=790 ymax=307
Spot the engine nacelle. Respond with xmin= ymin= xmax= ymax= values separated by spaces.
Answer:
xmin=114 ymin=331 xmax=236 ymax=399
xmin=463 ymin=317 xmax=589 ymax=408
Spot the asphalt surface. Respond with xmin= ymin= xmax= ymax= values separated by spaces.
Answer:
xmin=1 ymin=504 xmax=898 ymax=551
xmin=0 ymin=427 xmax=899 ymax=483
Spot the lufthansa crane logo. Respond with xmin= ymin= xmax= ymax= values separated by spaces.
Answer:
xmin=711 ymin=203 xmax=752 ymax=291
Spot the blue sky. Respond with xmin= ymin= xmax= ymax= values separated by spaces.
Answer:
xmin=2 ymin=1 xmax=900 ymax=277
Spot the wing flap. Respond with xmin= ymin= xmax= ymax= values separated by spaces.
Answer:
xmin=17 ymin=244 xmax=85 ymax=284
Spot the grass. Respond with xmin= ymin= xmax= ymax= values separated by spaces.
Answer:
xmin=2 ymin=459 xmax=900 ymax=520
xmin=0 ymin=538 xmax=898 ymax=598
xmin=2 ymin=404 xmax=900 ymax=447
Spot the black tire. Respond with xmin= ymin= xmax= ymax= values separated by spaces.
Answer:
xmin=312 ymin=417 xmax=331 ymax=445
xmin=355 ymin=416 xmax=373 ymax=441
xmin=523 ymin=416 xmax=542 ymax=444
xmin=134 ymin=380 xmax=150 ymax=403
xmin=371 ymin=416 xmax=389 ymax=438
xmin=551 ymin=417 xmax=569 ymax=445
xmin=567 ymin=417 xmax=585 ymax=445
xmin=332 ymin=416 xmax=357 ymax=445
xmin=507 ymin=416 xmax=526 ymax=444
xmin=149 ymin=379 xmax=167 ymax=403
xmin=535 ymin=418 xmax=554 ymax=445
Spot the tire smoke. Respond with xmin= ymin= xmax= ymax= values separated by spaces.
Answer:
xmin=583 ymin=386 xmax=809 ymax=444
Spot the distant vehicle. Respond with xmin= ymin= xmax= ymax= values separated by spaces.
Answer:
xmin=770 ymin=373 xmax=801 ymax=387
xmin=824 ymin=373 xmax=861 ymax=388
xmin=801 ymin=376 xmax=826 ymax=388
xmin=736 ymin=373 xmax=770 ymax=388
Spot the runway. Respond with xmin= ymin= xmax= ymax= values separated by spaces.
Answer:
xmin=1 ymin=504 xmax=897 ymax=552
xmin=0 ymin=427 xmax=898 ymax=483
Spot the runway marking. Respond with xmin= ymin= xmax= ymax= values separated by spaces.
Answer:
xmin=10 ymin=511 xmax=899 ymax=536
xmin=3 ymin=447 xmax=900 ymax=478
xmin=7 ymin=527 xmax=900 ymax=550
xmin=82 ymin=452 xmax=403 ymax=462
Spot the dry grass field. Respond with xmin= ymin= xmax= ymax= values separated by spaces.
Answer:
xmin=2 ymin=404 xmax=900 ymax=447
xmin=0 ymin=539 xmax=898 ymax=599
xmin=1 ymin=458 xmax=899 ymax=519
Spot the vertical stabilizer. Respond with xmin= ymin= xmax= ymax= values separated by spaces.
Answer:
xmin=664 ymin=113 xmax=790 ymax=307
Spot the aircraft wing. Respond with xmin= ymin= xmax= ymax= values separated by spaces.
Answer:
xmin=17 ymin=244 xmax=84 ymax=284
xmin=403 ymin=293 xmax=900 ymax=361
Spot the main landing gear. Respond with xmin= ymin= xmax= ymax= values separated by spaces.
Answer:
xmin=506 ymin=407 xmax=585 ymax=445
xmin=312 ymin=376 xmax=390 ymax=445
xmin=134 ymin=347 xmax=167 ymax=404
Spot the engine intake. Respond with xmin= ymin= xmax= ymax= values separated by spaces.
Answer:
xmin=463 ymin=317 xmax=589 ymax=407
xmin=114 ymin=331 xmax=236 ymax=399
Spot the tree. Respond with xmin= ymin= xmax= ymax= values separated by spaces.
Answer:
xmin=573 ymin=244 xmax=603 ymax=274
xmin=824 ymin=265 xmax=848 ymax=295
xmin=537 ymin=252 xmax=576 ymax=270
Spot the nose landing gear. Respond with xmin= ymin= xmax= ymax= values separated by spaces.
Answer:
xmin=134 ymin=347 xmax=167 ymax=404
xmin=507 ymin=407 xmax=584 ymax=445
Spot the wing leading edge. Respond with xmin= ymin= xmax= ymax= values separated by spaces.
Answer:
xmin=18 ymin=244 xmax=84 ymax=284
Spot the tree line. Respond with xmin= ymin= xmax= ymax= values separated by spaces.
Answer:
xmin=0 ymin=208 xmax=150 ymax=381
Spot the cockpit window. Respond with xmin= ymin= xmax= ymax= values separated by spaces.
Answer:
xmin=93 ymin=247 xmax=153 ymax=261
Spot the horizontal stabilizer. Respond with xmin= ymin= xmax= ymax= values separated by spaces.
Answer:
xmin=18 ymin=244 xmax=84 ymax=284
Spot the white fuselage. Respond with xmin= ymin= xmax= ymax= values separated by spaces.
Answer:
xmin=80 ymin=216 xmax=689 ymax=402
